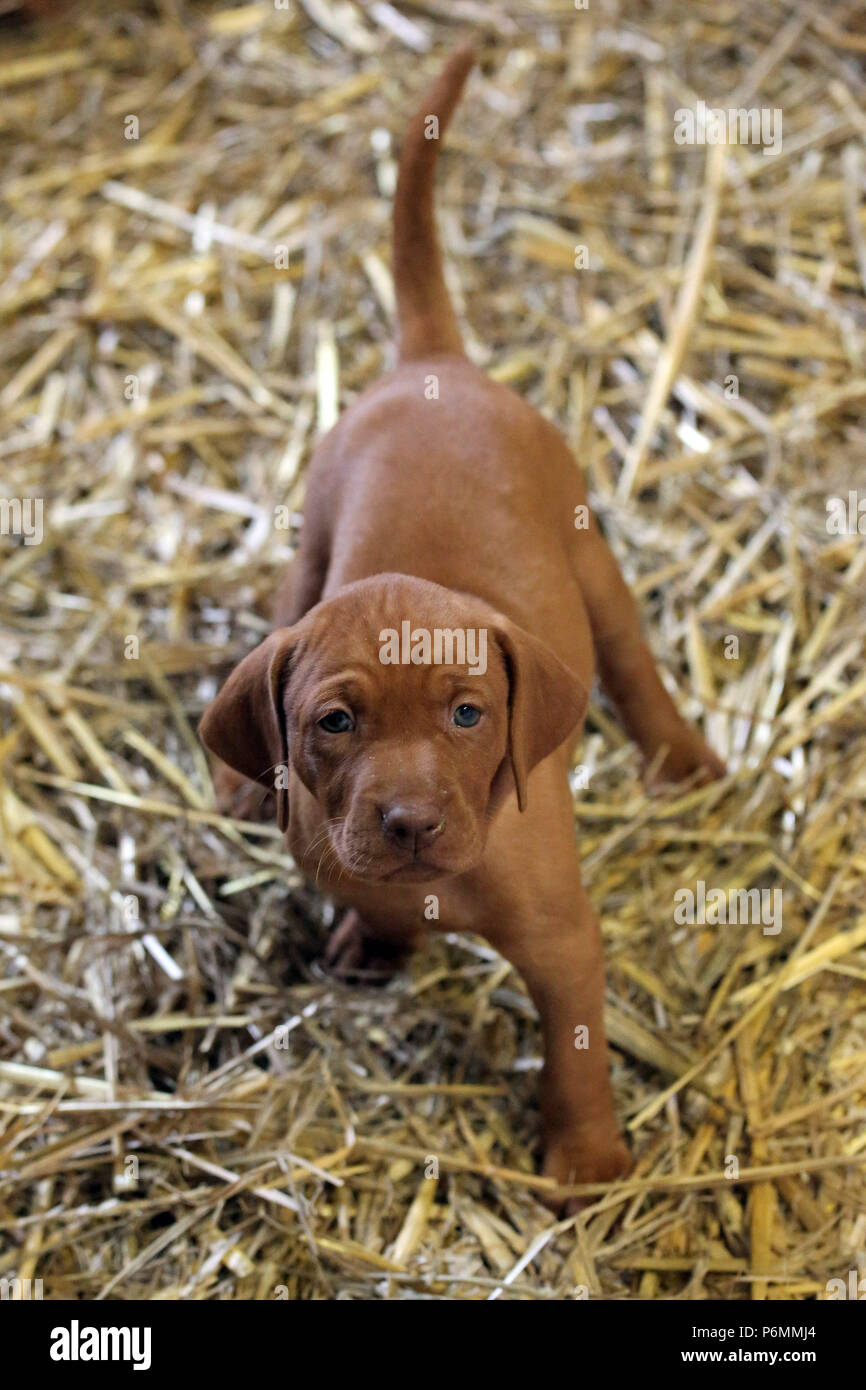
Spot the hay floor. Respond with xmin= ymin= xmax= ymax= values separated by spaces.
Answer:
xmin=2 ymin=0 xmax=866 ymax=1300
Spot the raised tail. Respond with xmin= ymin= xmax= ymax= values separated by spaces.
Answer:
xmin=392 ymin=44 xmax=475 ymax=362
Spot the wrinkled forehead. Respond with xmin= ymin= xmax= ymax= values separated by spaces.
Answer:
xmin=290 ymin=593 xmax=507 ymax=699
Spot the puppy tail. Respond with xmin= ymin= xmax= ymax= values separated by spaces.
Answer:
xmin=393 ymin=43 xmax=475 ymax=362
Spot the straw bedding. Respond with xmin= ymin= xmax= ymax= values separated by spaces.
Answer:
xmin=1 ymin=0 xmax=865 ymax=1300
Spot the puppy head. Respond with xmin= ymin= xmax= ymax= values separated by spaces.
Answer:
xmin=200 ymin=574 xmax=586 ymax=883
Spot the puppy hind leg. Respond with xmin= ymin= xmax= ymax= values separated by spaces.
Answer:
xmin=573 ymin=526 xmax=724 ymax=784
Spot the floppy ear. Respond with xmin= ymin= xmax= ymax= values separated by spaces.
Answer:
xmin=199 ymin=628 xmax=298 ymax=832
xmin=495 ymin=619 xmax=588 ymax=812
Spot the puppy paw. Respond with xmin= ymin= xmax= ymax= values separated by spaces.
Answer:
xmin=324 ymin=910 xmax=412 ymax=983
xmin=212 ymin=761 xmax=273 ymax=822
xmin=540 ymin=1128 xmax=633 ymax=1213
xmin=646 ymin=725 xmax=726 ymax=789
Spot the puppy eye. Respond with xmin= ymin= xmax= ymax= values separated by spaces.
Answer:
xmin=453 ymin=704 xmax=481 ymax=728
xmin=318 ymin=709 xmax=354 ymax=733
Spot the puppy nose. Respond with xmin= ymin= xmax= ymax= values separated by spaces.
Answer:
xmin=381 ymin=803 xmax=445 ymax=855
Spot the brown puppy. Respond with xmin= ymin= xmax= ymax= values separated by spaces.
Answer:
xmin=200 ymin=47 xmax=723 ymax=1197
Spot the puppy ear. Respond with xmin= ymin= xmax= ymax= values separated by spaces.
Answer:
xmin=495 ymin=619 xmax=588 ymax=812
xmin=199 ymin=628 xmax=298 ymax=832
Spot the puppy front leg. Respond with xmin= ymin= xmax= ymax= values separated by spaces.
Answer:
xmin=485 ymin=879 xmax=632 ymax=1204
xmin=325 ymin=907 xmax=424 ymax=982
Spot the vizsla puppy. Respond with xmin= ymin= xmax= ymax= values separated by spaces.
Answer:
xmin=200 ymin=47 xmax=723 ymax=1197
